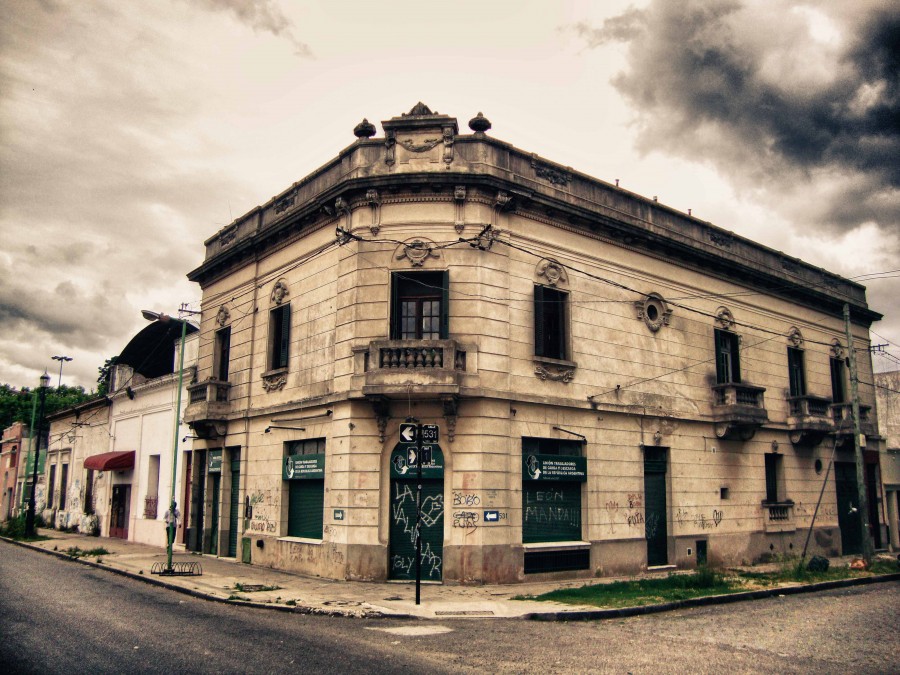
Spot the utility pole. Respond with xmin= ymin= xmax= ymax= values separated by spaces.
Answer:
xmin=843 ymin=303 xmax=874 ymax=565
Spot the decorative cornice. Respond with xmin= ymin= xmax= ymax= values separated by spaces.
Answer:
xmin=274 ymin=194 xmax=296 ymax=214
xmin=531 ymin=155 xmax=570 ymax=186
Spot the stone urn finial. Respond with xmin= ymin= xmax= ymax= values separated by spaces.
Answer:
xmin=468 ymin=111 xmax=491 ymax=133
xmin=353 ymin=118 xmax=376 ymax=138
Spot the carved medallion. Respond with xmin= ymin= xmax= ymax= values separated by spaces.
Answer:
xmin=271 ymin=280 xmax=289 ymax=306
xmin=830 ymin=339 xmax=844 ymax=359
xmin=262 ymin=373 xmax=287 ymax=392
xmin=534 ymin=364 xmax=575 ymax=383
xmin=715 ymin=307 xmax=735 ymax=330
xmin=531 ymin=155 xmax=570 ymax=186
xmin=216 ymin=306 xmax=230 ymax=328
xmin=535 ymin=259 xmax=568 ymax=287
xmin=788 ymin=327 xmax=804 ymax=348
xmin=219 ymin=225 xmax=238 ymax=247
xmin=395 ymin=239 xmax=440 ymax=267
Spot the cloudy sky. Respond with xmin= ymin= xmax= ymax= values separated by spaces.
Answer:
xmin=1 ymin=0 xmax=898 ymax=390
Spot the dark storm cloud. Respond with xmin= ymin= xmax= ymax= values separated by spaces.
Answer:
xmin=191 ymin=0 xmax=313 ymax=56
xmin=575 ymin=0 xmax=900 ymax=234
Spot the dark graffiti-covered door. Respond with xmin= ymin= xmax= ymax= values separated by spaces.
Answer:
xmin=644 ymin=448 xmax=668 ymax=567
xmin=388 ymin=443 xmax=444 ymax=581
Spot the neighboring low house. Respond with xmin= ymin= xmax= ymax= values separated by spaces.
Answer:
xmin=1 ymin=421 xmax=27 ymax=520
xmin=875 ymin=369 xmax=900 ymax=551
xmin=45 ymin=320 xmax=198 ymax=547
xmin=45 ymin=398 xmax=111 ymax=534
xmin=103 ymin=320 xmax=198 ymax=547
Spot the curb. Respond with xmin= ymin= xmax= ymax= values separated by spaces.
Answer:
xmin=525 ymin=572 xmax=900 ymax=621
xmin=5 ymin=536 xmax=896 ymax=622
xmin=1 ymin=536 xmax=408 ymax=620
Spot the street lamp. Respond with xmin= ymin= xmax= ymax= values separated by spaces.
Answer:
xmin=51 ymin=355 xmax=73 ymax=389
xmin=25 ymin=371 xmax=51 ymax=538
xmin=142 ymin=307 xmax=198 ymax=572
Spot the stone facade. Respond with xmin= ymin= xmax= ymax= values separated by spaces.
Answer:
xmin=1 ymin=421 xmax=27 ymax=520
xmin=186 ymin=105 xmax=884 ymax=582
xmin=875 ymin=370 xmax=900 ymax=550
xmin=45 ymin=399 xmax=110 ymax=535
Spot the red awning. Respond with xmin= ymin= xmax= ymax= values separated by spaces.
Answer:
xmin=84 ymin=451 xmax=135 ymax=471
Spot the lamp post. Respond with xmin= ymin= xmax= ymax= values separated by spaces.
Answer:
xmin=51 ymin=355 xmax=73 ymax=389
xmin=25 ymin=371 xmax=51 ymax=538
xmin=142 ymin=307 xmax=198 ymax=572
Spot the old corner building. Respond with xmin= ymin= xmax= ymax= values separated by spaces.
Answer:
xmin=184 ymin=103 xmax=886 ymax=584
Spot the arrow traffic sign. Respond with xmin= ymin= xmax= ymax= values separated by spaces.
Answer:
xmin=407 ymin=448 xmax=417 ymax=466
xmin=399 ymin=423 xmax=417 ymax=443
xmin=484 ymin=510 xmax=500 ymax=522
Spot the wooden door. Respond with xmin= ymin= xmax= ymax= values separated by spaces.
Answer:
xmin=110 ymin=485 xmax=130 ymax=539
xmin=835 ymin=462 xmax=862 ymax=555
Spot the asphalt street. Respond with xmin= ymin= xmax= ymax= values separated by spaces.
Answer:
xmin=1 ymin=544 xmax=897 ymax=674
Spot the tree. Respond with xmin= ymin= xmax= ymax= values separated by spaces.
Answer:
xmin=0 ymin=383 xmax=98 ymax=430
xmin=96 ymin=357 xmax=117 ymax=396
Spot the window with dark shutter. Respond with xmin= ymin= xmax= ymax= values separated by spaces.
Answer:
xmin=830 ymin=357 xmax=846 ymax=403
xmin=269 ymin=304 xmax=290 ymax=370
xmin=215 ymin=326 xmax=231 ymax=381
xmin=764 ymin=453 xmax=781 ymax=503
xmin=715 ymin=329 xmax=741 ymax=384
xmin=787 ymin=347 xmax=806 ymax=397
xmin=534 ymin=285 xmax=567 ymax=360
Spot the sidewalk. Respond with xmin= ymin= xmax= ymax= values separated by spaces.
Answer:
xmin=5 ymin=530 xmax=897 ymax=620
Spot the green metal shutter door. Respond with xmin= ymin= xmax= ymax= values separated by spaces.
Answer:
xmin=227 ymin=459 xmax=240 ymax=557
xmin=279 ymin=304 xmax=291 ymax=368
xmin=390 ymin=273 xmax=401 ymax=339
xmin=522 ymin=482 xmax=581 ymax=543
xmin=389 ymin=479 xmax=444 ymax=581
xmin=288 ymin=480 xmax=324 ymax=539
xmin=209 ymin=474 xmax=220 ymax=555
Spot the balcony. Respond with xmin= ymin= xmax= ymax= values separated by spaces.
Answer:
xmin=831 ymin=403 xmax=876 ymax=441
xmin=361 ymin=340 xmax=466 ymax=398
xmin=184 ymin=378 xmax=231 ymax=439
xmin=762 ymin=501 xmax=795 ymax=533
xmin=787 ymin=395 xmax=834 ymax=446
xmin=712 ymin=382 xmax=768 ymax=440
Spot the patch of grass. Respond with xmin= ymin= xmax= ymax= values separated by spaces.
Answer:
xmin=868 ymin=558 xmax=899 ymax=575
xmin=64 ymin=546 xmax=110 ymax=559
xmin=0 ymin=515 xmax=51 ymax=541
xmin=285 ymin=599 xmax=297 ymax=607
xmin=518 ymin=567 xmax=736 ymax=609
xmin=227 ymin=595 xmax=249 ymax=601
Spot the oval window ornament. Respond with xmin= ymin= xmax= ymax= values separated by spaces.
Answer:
xmin=634 ymin=293 xmax=672 ymax=332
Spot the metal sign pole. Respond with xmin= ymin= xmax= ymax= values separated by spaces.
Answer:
xmin=415 ymin=421 xmax=423 ymax=605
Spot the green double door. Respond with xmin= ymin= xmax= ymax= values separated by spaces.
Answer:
xmin=389 ymin=478 xmax=444 ymax=581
